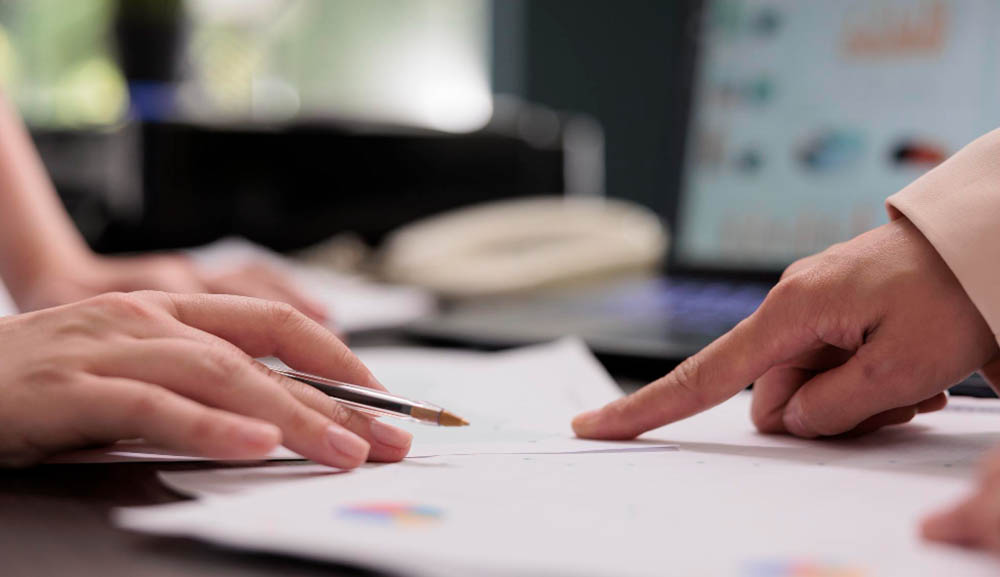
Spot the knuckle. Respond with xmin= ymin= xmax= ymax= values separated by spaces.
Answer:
xmin=330 ymin=401 xmax=363 ymax=429
xmin=90 ymin=291 xmax=128 ymax=311
xmin=94 ymin=292 xmax=158 ymax=321
xmin=667 ymin=357 xmax=706 ymax=407
xmin=131 ymin=289 xmax=169 ymax=303
xmin=780 ymin=257 xmax=808 ymax=281
xmin=187 ymin=412 xmax=225 ymax=442
xmin=199 ymin=347 xmax=245 ymax=386
xmin=129 ymin=388 xmax=167 ymax=420
xmin=768 ymin=274 xmax=813 ymax=304
xmin=762 ymin=270 xmax=838 ymax=329
xmin=269 ymin=301 xmax=308 ymax=332
xmin=269 ymin=300 xmax=298 ymax=322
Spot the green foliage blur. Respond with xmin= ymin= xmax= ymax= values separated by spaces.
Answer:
xmin=0 ymin=0 xmax=127 ymax=128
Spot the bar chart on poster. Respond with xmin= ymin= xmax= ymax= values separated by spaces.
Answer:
xmin=676 ymin=0 xmax=1000 ymax=269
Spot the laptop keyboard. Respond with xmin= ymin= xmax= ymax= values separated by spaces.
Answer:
xmin=599 ymin=277 xmax=770 ymax=336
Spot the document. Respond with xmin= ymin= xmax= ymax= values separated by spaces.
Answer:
xmin=0 ymin=236 xmax=437 ymax=332
xmin=118 ymin=390 xmax=1000 ymax=576
xmin=50 ymin=339 xmax=674 ymax=464
xmin=188 ymin=237 xmax=435 ymax=333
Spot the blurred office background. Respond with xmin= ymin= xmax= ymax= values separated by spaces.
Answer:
xmin=0 ymin=0 xmax=686 ymax=257
xmin=2 ymin=0 xmax=995 ymax=277
xmin=9 ymin=0 xmax=1000 ymax=390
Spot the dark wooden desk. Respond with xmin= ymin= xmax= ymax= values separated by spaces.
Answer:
xmin=0 ymin=462 xmax=386 ymax=577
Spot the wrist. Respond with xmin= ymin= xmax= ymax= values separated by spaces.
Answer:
xmin=5 ymin=247 xmax=101 ymax=311
xmin=886 ymin=127 xmax=1000 ymax=345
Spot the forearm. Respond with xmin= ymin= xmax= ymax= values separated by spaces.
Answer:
xmin=0 ymin=90 xmax=94 ymax=304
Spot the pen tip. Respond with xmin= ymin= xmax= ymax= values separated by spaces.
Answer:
xmin=439 ymin=411 xmax=470 ymax=427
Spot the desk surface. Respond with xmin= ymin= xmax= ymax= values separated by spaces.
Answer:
xmin=0 ymin=462 xmax=395 ymax=577
xmin=1 ymin=460 xmax=408 ymax=577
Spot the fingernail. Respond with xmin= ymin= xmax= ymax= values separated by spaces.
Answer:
xmin=326 ymin=425 xmax=370 ymax=463
xmin=369 ymin=419 xmax=413 ymax=450
xmin=238 ymin=422 xmax=282 ymax=450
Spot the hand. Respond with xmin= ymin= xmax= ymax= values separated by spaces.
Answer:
xmin=0 ymin=291 xmax=411 ymax=468
xmin=923 ymin=448 xmax=1000 ymax=551
xmin=14 ymin=253 xmax=328 ymax=323
xmin=573 ymin=218 xmax=999 ymax=440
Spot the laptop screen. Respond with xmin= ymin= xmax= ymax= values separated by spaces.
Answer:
xmin=674 ymin=0 xmax=1000 ymax=271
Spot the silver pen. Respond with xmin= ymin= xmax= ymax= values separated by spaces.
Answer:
xmin=272 ymin=368 xmax=469 ymax=427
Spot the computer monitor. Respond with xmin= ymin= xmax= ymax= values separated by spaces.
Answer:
xmin=674 ymin=0 xmax=1000 ymax=271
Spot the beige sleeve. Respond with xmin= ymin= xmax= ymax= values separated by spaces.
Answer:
xmin=887 ymin=127 xmax=1000 ymax=342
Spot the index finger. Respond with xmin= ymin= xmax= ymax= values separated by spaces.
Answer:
xmin=572 ymin=295 xmax=814 ymax=439
xmin=147 ymin=292 xmax=382 ymax=390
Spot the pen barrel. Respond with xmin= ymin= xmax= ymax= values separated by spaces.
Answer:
xmin=271 ymin=368 xmax=443 ymax=424
xmin=306 ymin=380 xmax=414 ymax=415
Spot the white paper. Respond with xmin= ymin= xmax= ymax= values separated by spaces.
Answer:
xmin=187 ymin=237 xmax=435 ymax=333
xmin=0 ymin=237 xmax=436 ymax=332
xmin=0 ymin=281 xmax=15 ymax=317
xmin=50 ymin=339 xmax=674 ymax=464
xmin=321 ymin=339 xmax=674 ymax=458
xmin=119 ymin=392 xmax=1000 ymax=577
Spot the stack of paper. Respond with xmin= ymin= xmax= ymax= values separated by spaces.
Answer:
xmin=116 ymin=340 xmax=1000 ymax=576
xmin=0 ymin=237 xmax=436 ymax=333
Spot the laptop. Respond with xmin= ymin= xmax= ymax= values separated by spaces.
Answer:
xmin=407 ymin=0 xmax=1000 ymax=394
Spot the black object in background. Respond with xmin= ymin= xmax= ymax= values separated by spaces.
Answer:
xmin=97 ymin=120 xmax=564 ymax=253
xmin=114 ymin=0 xmax=184 ymax=84
xmin=505 ymin=0 xmax=699 ymax=229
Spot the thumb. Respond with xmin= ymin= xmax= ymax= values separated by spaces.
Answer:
xmin=781 ymin=343 xmax=923 ymax=437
